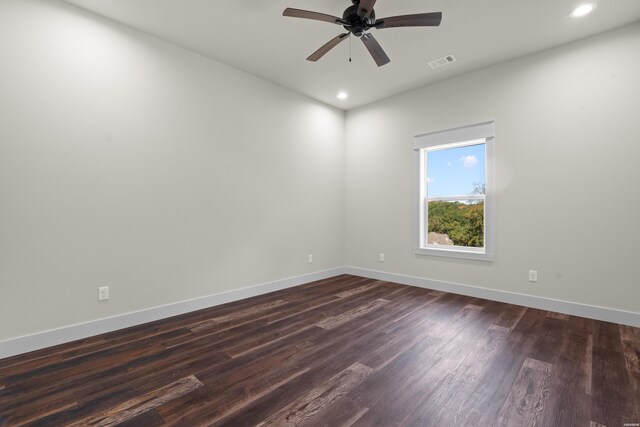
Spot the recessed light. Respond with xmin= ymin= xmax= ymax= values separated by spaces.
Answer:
xmin=337 ymin=92 xmax=348 ymax=100
xmin=571 ymin=4 xmax=595 ymax=17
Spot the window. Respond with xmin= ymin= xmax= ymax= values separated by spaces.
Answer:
xmin=414 ymin=122 xmax=495 ymax=261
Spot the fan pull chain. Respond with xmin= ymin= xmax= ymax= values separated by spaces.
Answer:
xmin=349 ymin=34 xmax=352 ymax=63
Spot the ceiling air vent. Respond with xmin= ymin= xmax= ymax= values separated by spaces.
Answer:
xmin=428 ymin=55 xmax=456 ymax=69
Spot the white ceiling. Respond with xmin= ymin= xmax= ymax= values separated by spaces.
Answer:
xmin=63 ymin=0 xmax=640 ymax=110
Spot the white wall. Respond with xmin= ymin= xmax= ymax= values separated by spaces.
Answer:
xmin=2 ymin=0 xmax=639 ymax=347
xmin=0 ymin=0 xmax=345 ymax=341
xmin=346 ymin=23 xmax=640 ymax=314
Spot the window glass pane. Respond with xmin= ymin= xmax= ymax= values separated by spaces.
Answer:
xmin=427 ymin=200 xmax=484 ymax=248
xmin=425 ymin=144 xmax=486 ymax=198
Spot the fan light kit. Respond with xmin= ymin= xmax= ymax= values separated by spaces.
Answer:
xmin=283 ymin=0 xmax=442 ymax=67
xmin=572 ymin=4 xmax=595 ymax=17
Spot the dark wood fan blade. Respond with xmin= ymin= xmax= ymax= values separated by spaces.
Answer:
xmin=358 ymin=0 xmax=377 ymax=18
xmin=375 ymin=12 xmax=442 ymax=29
xmin=307 ymin=33 xmax=350 ymax=62
xmin=361 ymin=33 xmax=390 ymax=67
xmin=283 ymin=8 xmax=345 ymax=25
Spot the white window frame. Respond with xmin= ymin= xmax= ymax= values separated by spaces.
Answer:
xmin=413 ymin=121 xmax=495 ymax=262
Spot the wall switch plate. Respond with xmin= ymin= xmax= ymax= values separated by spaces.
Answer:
xmin=529 ymin=270 xmax=538 ymax=283
xmin=98 ymin=286 xmax=109 ymax=301
xmin=379 ymin=253 xmax=385 ymax=262
xmin=308 ymin=254 xmax=313 ymax=264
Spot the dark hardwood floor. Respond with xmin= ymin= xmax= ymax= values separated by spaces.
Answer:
xmin=1 ymin=274 xmax=639 ymax=426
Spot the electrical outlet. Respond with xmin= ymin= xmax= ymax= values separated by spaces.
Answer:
xmin=379 ymin=253 xmax=385 ymax=262
xmin=98 ymin=286 xmax=109 ymax=301
xmin=528 ymin=270 xmax=538 ymax=283
xmin=308 ymin=254 xmax=313 ymax=264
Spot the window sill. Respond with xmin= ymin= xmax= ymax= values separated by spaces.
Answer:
xmin=414 ymin=247 xmax=494 ymax=262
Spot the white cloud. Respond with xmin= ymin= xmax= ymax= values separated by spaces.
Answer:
xmin=461 ymin=155 xmax=478 ymax=168
xmin=427 ymin=177 xmax=435 ymax=184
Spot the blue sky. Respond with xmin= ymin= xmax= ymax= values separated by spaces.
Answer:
xmin=426 ymin=143 xmax=485 ymax=197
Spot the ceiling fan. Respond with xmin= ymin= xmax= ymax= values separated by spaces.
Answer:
xmin=283 ymin=0 xmax=442 ymax=67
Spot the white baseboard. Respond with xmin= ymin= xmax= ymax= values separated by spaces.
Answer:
xmin=3 ymin=265 xmax=638 ymax=360
xmin=346 ymin=266 xmax=640 ymax=328
xmin=0 ymin=267 xmax=346 ymax=360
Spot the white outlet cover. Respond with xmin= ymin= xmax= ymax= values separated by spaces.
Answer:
xmin=98 ymin=286 xmax=109 ymax=300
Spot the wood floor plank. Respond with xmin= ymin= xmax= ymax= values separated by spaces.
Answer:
xmin=335 ymin=282 xmax=382 ymax=299
xmin=538 ymin=328 xmax=592 ymax=427
xmin=2 ymin=274 xmax=639 ymax=426
xmin=67 ymin=375 xmax=202 ymax=427
xmin=591 ymin=321 xmax=640 ymax=426
xmin=450 ymin=308 xmax=549 ymax=426
xmin=1 ymin=339 xmax=171 ymax=409
xmin=301 ymin=396 xmax=369 ymax=427
xmin=619 ymin=324 xmax=640 ymax=394
xmin=427 ymin=303 xmax=485 ymax=339
xmin=316 ymin=298 xmax=390 ymax=330
xmin=257 ymin=362 xmax=372 ymax=426
xmin=356 ymin=296 xmax=458 ymax=371
xmin=59 ymin=349 xmax=229 ymax=421
xmin=281 ymin=276 xmax=374 ymax=304
xmin=167 ymin=284 xmax=392 ymax=356
xmin=188 ymin=299 xmax=289 ymax=332
xmin=212 ymin=336 xmax=386 ymax=426
xmin=11 ymin=402 xmax=78 ymax=427
xmin=110 ymin=409 xmax=165 ymax=427
xmin=221 ymin=292 xmax=394 ymax=358
xmin=265 ymin=294 xmax=341 ymax=325
xmin=492 ymin=304 xmax=527 ymax=330
xmin=398 ymin=321 xmax=511 ymax=426
xmin=351 ymin=301 xmax=496 ymax=426
xmin=153 ymin=336 xmax=319 ymax=425
xmin=496 ymin=357 xmax=553 ymax=426
xmin=547 ymin=311 xmax=570 ymax=320
xmin=586 ymin=333 xmax=594 ymax=395
xmin=350 ymin=340 xmax=441 ymax=427
xmin=528 ymin=315 xmax=568 ymax=364
xmin=213 ymin=294 xmax=456 ymax=426
xmin=158 ymin=366 xmax=310 ymax=426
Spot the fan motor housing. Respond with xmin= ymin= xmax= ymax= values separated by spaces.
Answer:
xmin=342 ymin=5 xmax=375 ymax=37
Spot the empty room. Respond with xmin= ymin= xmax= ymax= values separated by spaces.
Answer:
xmin=1 ymin=0 xmax=639 ymax=425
